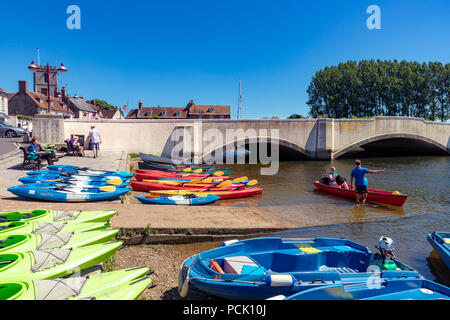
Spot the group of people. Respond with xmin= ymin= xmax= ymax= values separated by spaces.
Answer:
xmin=28 ymin=125 xmax=102 ymax=165
xmin=326 ymin=160 xmax=386 ymax=205
xmin=67 ymin=125 xmax=102 ymax=158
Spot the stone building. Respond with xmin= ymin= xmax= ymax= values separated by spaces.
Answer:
xmin=8 ymin=80 xmax=73 ymax=117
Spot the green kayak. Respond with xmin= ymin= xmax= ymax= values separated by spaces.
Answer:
xmin=0 ymin=229 xmax=119 ymax=253
xmin=0 ymin=209 xmax=117 ymax=224
xmin=0 ymin=221 xmax=109 ymax=237
xmin=0 ymin=241 xmax=122 ymax=281
xmin=0 ymin=266 xmax=152 ymax=300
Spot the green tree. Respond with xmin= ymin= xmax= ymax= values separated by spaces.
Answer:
xmin=88 ymin=99 xmax=118 ymax=110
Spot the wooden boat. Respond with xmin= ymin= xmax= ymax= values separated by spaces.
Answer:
xmin=313 ymin=181 xmax=408 ymax=207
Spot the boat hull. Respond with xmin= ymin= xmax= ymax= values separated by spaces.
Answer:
xmin=313 ymin=181 xmax=407 ymax=207
xmin=427 ymin=232 xmax=450 ymax=270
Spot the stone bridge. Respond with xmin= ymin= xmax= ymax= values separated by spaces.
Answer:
xmin=37 ymin=116 xmax=449 ymax=162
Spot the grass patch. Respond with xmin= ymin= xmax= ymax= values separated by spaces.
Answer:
xmin=129 ymin=153 xmax=140 ymax=159
xmin=102 ymin=255 xmax=116 ymax=272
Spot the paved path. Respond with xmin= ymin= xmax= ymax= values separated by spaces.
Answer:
xmin=0 ymin=138 xmax=21 ymax=159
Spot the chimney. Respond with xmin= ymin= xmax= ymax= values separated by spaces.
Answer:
xmin=139 ymin=100 xmax=143 ymax=110
xmin=18 ymin=80 xmax=27 ymax=93
xmin=61 ymin=87 xmax=67 ymax=99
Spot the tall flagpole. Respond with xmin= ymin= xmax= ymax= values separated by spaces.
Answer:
xmin=237 ymin=79 xmax=242 ymax=119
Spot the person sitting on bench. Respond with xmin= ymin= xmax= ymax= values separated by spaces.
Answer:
xmin=69 ymin=135 xmax=84 ymax=156
xmin=28 ymin=137 xmax=54 ymax=166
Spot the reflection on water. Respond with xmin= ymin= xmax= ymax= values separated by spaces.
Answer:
xmin=216 ymin=156 xmax=449 ymax=285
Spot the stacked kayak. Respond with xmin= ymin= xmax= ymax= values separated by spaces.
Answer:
xmin=136 ymin=194 xmax=220 ymax=206
xmin=427 ymin=232 xmax=450 ymax=269
xmin=135 ymin=170 xmax=231 ymax=182
xmin=45 ymin=165 xmax=134 ymax=180
xmin=10 ymin=166 xmax=133 ymax=202
xmin=8 ymin=184 xmax=130 ymax=202
xmin=1 ymin=266 xmax=152 ymax=300
xmin=150 ymin=187 xmax=264 ymax=199
xmin=313 ymin=181 xmax=408 ymax=207
xmin=178 ymin=236 xmax=421 ymax=300
xmin=280 ymin=279 xmax=450 ymax=300
xmin=0 ymin=208 xmax=153 ymax=300
xmin=0 ymin=229 xmax=119 ymax=253
xmin=0 ymin=221 xmax=110 ymax=236
xmin=139 ymin=152 xmax=198 ymax=165
xmin=0 ymin=209 xmax=117 ymax=224
xmin=131 ymin=181 xmax=242 ymax=192
xmin=0 ymin=241 xmax=122 ymax=281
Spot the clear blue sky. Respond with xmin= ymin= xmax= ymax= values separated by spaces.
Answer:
xmin=0 ymin=0 xmax=449 ymax=118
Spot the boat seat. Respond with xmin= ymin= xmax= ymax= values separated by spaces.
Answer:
xmin=319 ymin=266 xmax=359 ymax=274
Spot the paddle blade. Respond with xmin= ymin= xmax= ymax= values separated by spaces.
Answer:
xmin=193 ymin=169 xmax=203 ymax=173
xmin=201 ymin=177 xmax=213 ymax=183
xmin=232 ymin=176 xmax=248 ymax=183
xmin=105 ymin=179 xmax=123 ymax=186
xmin=212 ymin=171 xmax=224 ymax=177
xmin=216 ymin=180 xmax=232 ymax=188
xmin=183 ymin=168 xmax=192 ymax=172
xmin=98 ymin=186 xmax=116 ymax=192
xmin=246 ymin=180 xmax=258 ymax=186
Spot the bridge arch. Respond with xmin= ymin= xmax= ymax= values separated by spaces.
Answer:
xmin=198 ymin=136 xmax=311 ymax=163
xmin=333 ymin=133 xmax=448 ymax=159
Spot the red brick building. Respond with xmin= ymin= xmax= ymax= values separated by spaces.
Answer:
xmin=126 ymin=100 xmax=230 ymax=119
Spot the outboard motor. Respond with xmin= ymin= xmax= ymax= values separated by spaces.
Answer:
xmin=375 ymin=236 xmax=397 ymax=270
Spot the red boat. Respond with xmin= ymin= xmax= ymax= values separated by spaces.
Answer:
xmin=134 ymin=171 xmax=230 ymax=181
xmin=313 ymin=181 xmax=408 ymax=207
xmin=131 ymin=181 xmax=240 ymax=192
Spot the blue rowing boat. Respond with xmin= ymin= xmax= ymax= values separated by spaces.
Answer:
xmin=427 ymin=232 xmax=450 ymax=269
xmin=8 ymin=184 xmax=130 ymax=202
xmin=135 ymin=195 xmax=220 ymax=206
xmin=281 ymin=278 xmax=450 ymax=300
xmin=139 ymin=152 xmax=197 ymax=165
xmin=178 ymin=236 xmax=422 ymax=300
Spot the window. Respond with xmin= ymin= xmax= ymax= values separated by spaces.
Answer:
xmin=50 ymin=101 xmax=54 ymax=107
xmin=146 ymin=110 xmax=152 ymax=117
xmin=161 ymin=110 xmax=166 ymax=117
xmin=207 ymin=108 xmax=214 ymax=112
xmin=175 ymin=111 xmax=180 ymax=117
xmin=41 ymin=88 xmax=47 ymax=95
xmin=220 ymin=115 xmax=224 ymax=119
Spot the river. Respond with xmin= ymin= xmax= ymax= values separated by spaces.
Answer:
xmin=216 ymin=155 xmax=450 ymax=285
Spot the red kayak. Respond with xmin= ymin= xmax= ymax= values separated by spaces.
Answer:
xmin=313 ymin=181 xmax=408 ymax=207
xmin=131 ymin=181 xmax=241 ymax=192
xmin=135 ymin=171 xmax=230 ymax=181
xmin=149 ymin=187 xmax=265 ymax=199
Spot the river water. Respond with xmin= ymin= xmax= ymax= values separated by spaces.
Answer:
xmin=216 ymin=156 xmax=450 ymax=285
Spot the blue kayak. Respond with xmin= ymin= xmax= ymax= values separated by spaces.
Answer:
xmin=135 ymin=195 xmax=220 ymax=205
xmin=18 ymin=180 xmax=130 ymax=189
xmin=427 ymin=232 xmax=450 ymax=269
xmin=281 ymin=278 xmax=450 ymax=300
xmin=178 ymin=237 xmax=422 ymax=300
xmin=8 ymin=184 xmax=130 ymax=202
xmin=44 ymin=165 xmax=134 ymax=179
xmin=23 ymin=172 xmax=129 ymax=183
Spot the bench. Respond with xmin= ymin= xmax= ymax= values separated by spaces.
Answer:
xmin=20 ymin=147 xmax=42 ymax=170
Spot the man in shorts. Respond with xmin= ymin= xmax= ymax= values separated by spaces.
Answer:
xmin=350 ymin=160 xmax=385 ymax=205
xmin=88 ymin=125 xmax=102 ymax=158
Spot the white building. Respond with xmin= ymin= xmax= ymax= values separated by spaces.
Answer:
xmin=0 ymin=88 xmax=8 ymax=120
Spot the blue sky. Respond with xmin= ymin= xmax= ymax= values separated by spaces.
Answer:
xmin=0 ymin=0 xmax=449 ymax=118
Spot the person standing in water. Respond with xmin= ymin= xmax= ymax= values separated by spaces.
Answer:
xmin=88 ymin=125 xmax=102 ymax=158
xmin=350 ymin=160 xmax=385 ymax=205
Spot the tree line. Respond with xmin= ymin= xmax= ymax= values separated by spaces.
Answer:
xmin=306 ymin=60 xmax=449 ymax=121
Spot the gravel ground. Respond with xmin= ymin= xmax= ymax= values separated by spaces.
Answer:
xmin=113 ymin=242 xmax=224 ymax=300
